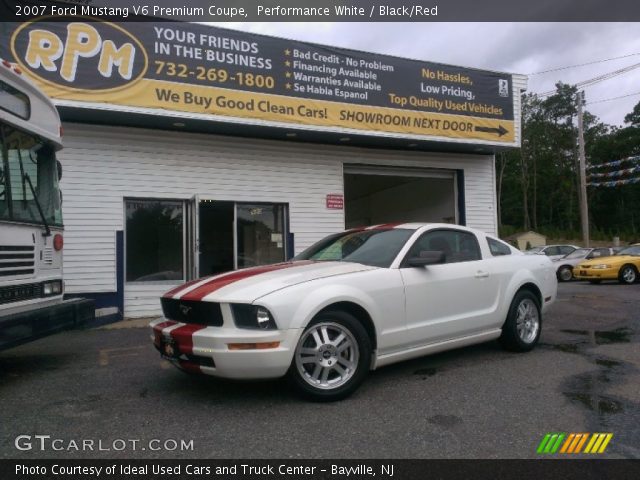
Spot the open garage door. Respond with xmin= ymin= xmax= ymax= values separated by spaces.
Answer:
xmin=344 ymin=165 xmax=459 ymax=229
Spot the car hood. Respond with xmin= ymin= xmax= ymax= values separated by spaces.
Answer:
xmin=163 ymin=260 xmax=378 ymax=303
xmin=578 ymin=255 xmax=636 ymax=267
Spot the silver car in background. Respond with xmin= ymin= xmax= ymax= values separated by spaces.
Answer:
xmin=525 ymin=245 xmax=579 ymax=262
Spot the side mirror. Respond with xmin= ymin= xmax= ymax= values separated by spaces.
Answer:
xmin=407 ymin=250 xmax=445 ymax=267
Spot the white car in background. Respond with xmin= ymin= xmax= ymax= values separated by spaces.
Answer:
xmin=554 ymin=247 xmax=616 ymax=282
xmin=151 ymin=223 xmax=557 ymax=401
xmin=525 ymin=244 xmax=579 ymax=261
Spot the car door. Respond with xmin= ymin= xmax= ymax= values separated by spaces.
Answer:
xmin=399 ymin=228 xmax=500 ymax=346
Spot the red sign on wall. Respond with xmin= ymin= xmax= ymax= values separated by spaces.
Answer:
xmin=326 ymin=194 xmax=344 ymax=210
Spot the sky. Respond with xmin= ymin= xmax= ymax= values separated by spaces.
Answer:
xmin=210 ymin=22 xmax=640 ymax=127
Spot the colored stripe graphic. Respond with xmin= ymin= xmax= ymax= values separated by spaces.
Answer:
xmin=179 ymin=261 xmax=314 ymax=301
xmin=584 ymin=433 xmax=613 ymax=453
xmin=538 ymin=432 xmax=613 ymax=454
xmin=537 ymin=433 xmax=565 ymax=454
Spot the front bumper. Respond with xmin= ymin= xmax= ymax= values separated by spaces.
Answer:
xmin=150 ymin=318 xmax=302 ymax=379
xmin=574 ymin=266 xmax=618 ymax=281
xmin=0 ymin=298 xmax=95 ymax=351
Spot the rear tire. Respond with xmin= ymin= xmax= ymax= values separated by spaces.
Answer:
xmin=619 ymin=265 xmax=638 ymax=285
xmin=557 ymin=266 xmax=573 ymax=282
xmin=288 ymin=311 xmax=371 ymax=402
xmin=499 ymin=290 xmax=541 ymax=352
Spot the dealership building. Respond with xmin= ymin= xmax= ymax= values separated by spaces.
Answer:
xmin=1 ymin=20 xmax=526 ymax=320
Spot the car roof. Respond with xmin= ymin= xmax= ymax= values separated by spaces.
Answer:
xmin=349 ymin=222 xmax=481 ymax=232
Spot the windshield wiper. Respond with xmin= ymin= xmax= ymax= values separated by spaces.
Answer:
xmin=23 ymin=172 xmax=51 ymax=237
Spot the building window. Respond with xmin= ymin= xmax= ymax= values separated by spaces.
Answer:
xmin=125 ymin=199 xmax=184 ymax=282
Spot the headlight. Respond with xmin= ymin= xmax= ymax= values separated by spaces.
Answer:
xmin=592 ymin=264 xmax=612 ymax=269
xmin=231 ymin=304 xmax=277 ymax=330
xmin=43 ymin=280 xmax=63 ymax=296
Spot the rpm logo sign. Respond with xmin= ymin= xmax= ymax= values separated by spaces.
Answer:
xmin=11 ymin=19 xmax=148 ymax=91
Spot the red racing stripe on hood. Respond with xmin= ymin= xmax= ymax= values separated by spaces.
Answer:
xmin=163 ymin=278 xmax=205 ymax=298
xmin=367 ymin=223 xmax=402 ymax=230
xmin=169 ymin=324 xmax=207 ymax=355
xmin=179 ymin=260 xmax=315 ymax=301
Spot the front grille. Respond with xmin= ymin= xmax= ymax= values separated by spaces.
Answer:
xmin=0 ymin=282 xmax=43 ymax=305
xmin=160 ymin=298 xmax=223 ymax=326
xmin=0 ymin=245 xmax=35 ymax=277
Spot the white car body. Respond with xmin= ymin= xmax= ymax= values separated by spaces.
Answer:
xmin=150 ymin=223 xmax=557 ymax=392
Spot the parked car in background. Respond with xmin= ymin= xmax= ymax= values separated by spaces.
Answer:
xmin=525 ymin=244 xmax=579 ymax=261
xmin=574 ymin=244 xmax=640 ymax=284
xmin=554 ymin=247 xmax=616 ymax=282
xmin=151 ymin=223 xmax=557 ymax=401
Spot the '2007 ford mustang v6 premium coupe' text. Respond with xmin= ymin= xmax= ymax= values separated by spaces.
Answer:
xmin=151 ymin=223 xmax=557 ymax=400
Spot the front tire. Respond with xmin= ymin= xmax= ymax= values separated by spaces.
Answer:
xmin=288 ymin=311 xmax=371 ymax=401
xmin=499 ymin=290 xmax=541 ymax=352
xmin=619 ymin=265 xmax=638 ymax=285
xmin=557 ymin=266 xmax=573 ymax=282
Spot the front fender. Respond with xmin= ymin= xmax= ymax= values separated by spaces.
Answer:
xmin=255 ymin=269 xmax=406 ymax=354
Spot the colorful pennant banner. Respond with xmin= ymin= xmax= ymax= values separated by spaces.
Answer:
xmin=587 ymin=155 xmax=640 ymax=170
xmin=588 ymin=176 xmax=640 ymax=187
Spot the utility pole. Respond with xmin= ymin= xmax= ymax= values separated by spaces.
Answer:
xmin=576 ymin=90 xmax=590 ymax=247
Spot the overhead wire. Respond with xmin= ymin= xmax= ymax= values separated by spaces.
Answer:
xmin=528 ymin=52 xmax=640 ymax=75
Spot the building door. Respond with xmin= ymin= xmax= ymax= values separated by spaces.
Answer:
xmin=198 ymin=200 xmax=235 ymax=277
xmin=343 ymin=165 xmax=458 ymax=228
xmin=188 ymin=199 xmax=288 ymax=279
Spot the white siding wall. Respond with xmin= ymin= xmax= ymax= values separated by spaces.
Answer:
xmin=59 ymin=123 xmax=496 ymax=317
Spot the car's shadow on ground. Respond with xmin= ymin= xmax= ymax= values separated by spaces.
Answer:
xmin=145 ymin=341 xmax=506 ymax=405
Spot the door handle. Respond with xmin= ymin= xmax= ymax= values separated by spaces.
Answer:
xmin=475 ymin=271 xmax=490 ymax=279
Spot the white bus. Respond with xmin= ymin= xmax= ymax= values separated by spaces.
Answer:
xmin=0 ymin=59 xmax=93 ymax=350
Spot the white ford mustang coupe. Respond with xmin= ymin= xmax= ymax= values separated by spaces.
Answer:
xmin=151 ymin=223 xmax=557 ymax=400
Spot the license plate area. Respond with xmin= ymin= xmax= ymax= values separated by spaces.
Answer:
xmin=161 ymin=338 xmax=181 ymax=359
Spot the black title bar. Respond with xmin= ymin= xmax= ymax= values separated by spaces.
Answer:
xmin=1 ymin=0 xmax=639 ymax=22
xmin=2 ymin=460 xmax=640 ymax=480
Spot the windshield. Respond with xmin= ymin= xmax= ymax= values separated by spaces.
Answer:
xmin=617 ymin=246 xmax=640 ymax=256
xmin=295 ymin=228 xmax=414 ymax=267
xmin=0 ymin=123 xmax=62 ymax=226
xmin=565 ymin=248 xmax=591 ymax=259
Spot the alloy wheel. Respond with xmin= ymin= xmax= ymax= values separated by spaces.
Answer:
xmin=516 ymin=298 xmax=540 ymax=344
xmin=294 ymin=322 xmax=359 ymax=390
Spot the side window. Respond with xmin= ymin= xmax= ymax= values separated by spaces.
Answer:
xmin=559 ymin=246 xmax=575 ymax=255
xmin=593 ymin=248 xmax=608 ymax=257
xmin=406 ymin=229 xmax=482 ymax=264
xmin=545 ymin=246 xmax=560 ymax=256
xmin=487 ymin=237 xmax=512 ymax=256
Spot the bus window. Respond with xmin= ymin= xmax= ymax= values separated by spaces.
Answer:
xmin=0 ymin=124 xmax=62 ymax=226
